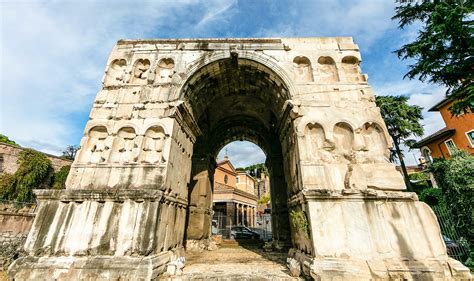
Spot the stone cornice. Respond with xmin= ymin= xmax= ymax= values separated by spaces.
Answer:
xmin=34 ymin=189 xmax=188 ymax=206
xmin=288 ymin=189 xmax=418 ymax=207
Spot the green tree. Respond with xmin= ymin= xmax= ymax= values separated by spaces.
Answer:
xmin=393 ymin=0 xmax=474 ymax=115
xmin=61 ymin=145 xmax=79 ymax=160
xmin=239 ymin=163 xmax=268 ymax=178
xmin=375 ymin=95 xmax=424 ymax=191
xmin=0 ymin=134 xmax=19 ymax=146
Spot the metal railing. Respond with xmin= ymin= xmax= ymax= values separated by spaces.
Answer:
xmin=432 ymin=205 xmax=470 ymax=264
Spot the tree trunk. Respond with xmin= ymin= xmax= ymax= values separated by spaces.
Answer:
xmin=392 ymin=136 xmax=412 ymax=191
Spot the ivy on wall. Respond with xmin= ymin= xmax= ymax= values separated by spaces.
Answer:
xmin=0 ymin=149 xmax=53 ymax=202
xmin=51 ymin=165 xmax=70 ymax=190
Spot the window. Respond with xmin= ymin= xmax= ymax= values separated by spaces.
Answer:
xmin=224 ymin=175 xmax=228 ymax=184
xmin=0 ymin=154 xmax=3 ymax=173
xmin=421 ymin=147 xmax=433 ymax=164
xmin=466 ymin=130 xmax=474 ymax=146
xmin=445 ymin=139 xmax=456 ymax=155
xmin=236 ymin=176 xmax=239 ymax=183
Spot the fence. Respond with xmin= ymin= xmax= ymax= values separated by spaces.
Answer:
xmin=212 ymin=213 xmax=273 ymax=241
xmin=432 ymin=205 xmax=470 ymax=263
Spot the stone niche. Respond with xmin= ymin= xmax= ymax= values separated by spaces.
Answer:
xmin=342 ymin=55 xmax=366 ymax=82
xmin=293 ymin=56 xmax=313 ymax=82
xmin=316 ymin=56 xmax=339 ymax=82
xmin=9 ymin=38 xmax=471 ymax=280
xmin=104 ymin=59 xmax=127 ymax=86
xmin=131 ymin=58 xmax=151 ymax=85
xmin=155 ymin=58 xmax=175 ymax=83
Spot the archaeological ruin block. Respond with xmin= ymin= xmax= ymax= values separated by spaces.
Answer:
xmin=9 ymin=38 xmax=471 ymax=280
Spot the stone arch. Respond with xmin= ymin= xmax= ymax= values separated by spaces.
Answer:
xmin=110 ymin=126 xmax=137 ymax=163
xmin=104 ymin=58 xmax=127 ymax=85
xmin=180 ymin=56 xmax=296 ymax=248
xmin=293 ymin=56 xmax=314 ymax=82
xmin=155 ymin=58 xmax=175 ymax=83
xmin=140 ymin=125 xmax=167 ymax=164
xmin=342 ymin=55 xmax=362 ymax=82
xmin=333 ymin=122 xmax=354 ymax=154
xmin=131 ymin=58 xmax=151 ymax=85
xmin=79 ymin=125 xmax=109 ymax=164
xmin=317 ymin=56 xmax=339 ymax=82
xmin=175 ymin=50 xmax=297 ymax=101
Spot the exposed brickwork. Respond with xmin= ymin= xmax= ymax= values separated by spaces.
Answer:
xmin=0 ymin=143 xmax=72 ymax=174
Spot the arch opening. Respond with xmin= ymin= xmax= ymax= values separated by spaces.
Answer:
xmin=182 ymin=58 xmax=296 ymax=250
xmin=212 ymin=141 xmax=269 ymax=237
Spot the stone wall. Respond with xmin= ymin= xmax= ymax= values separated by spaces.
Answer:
xmin=0 ymin=203 xmax=36 ymax=270
xmin=0 ymin=143 xmax=72 ymax=174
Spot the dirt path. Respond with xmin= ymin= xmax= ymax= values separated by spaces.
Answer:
xmin=166 ymin=241 xmax=302 ymax=280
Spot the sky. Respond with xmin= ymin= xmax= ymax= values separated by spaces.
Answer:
xmin=1 ymin=0 xmax=447 ymax=168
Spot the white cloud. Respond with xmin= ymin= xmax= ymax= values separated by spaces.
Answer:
xmin=257 ymin=0 xmax=397 ymax=50
xmin=0 ymin=0 xmax=448 ymax=169
xmin=196 ymin=0 xmax=237 ymax=28
xmin=0 ymin=0 xmax=235 ymax=155
xmin=217 ymin=141 xmax=266 ymax=168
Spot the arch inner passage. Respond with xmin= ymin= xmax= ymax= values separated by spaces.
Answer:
xmin=183 ymin=58 xmax=293 ymax=247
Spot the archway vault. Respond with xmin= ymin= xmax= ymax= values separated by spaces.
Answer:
xmin=10 ymin=38 xmax=470 ymax=280
xmin=182 ymin=56 xmax=294 ymax=247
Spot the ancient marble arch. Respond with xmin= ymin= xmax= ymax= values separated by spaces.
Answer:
xmin=9 ymin=38 xmax=471 ymax=280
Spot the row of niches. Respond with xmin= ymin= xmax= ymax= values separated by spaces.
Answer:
xmin=104 ymin=58 xmax=177 ymax=87
xmin=76 ymin=125 xmax=174 ymax=165
xmin=292 ymin=55 xmax=366 ymax=83
xmin=303 ymin=121 xmax=389 ymax=163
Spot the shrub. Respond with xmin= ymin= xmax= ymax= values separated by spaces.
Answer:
xmin=430 ymin=150 xmax=474 ymax=251
xmin=419 ymin=187 xmax=445 ymax=207
xmin=51 ymin=165 xmax=71 ymax=189
xmin=0 ymin=149 xmax=53 ymax=202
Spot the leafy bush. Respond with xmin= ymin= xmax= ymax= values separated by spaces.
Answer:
xmin=419 ymin=188 xmax=445 ymax=207
xmin=409 ymin=172 xmax=431 ymax=194
xmin=430 ymin=150 xmax=474 ymax=251
xmin=0 ymin=149 xmax=53 ymax=202
xmin=51 ymin=165 xmax=70 ymax=189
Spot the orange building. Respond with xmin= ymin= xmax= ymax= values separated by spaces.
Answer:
xmin=413 ymin=98 xmax=474 ymax=162
xmin=212 ymin=156 xmax=258 ymax=229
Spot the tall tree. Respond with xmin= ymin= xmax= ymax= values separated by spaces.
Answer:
xmin=61 ymin=145 xmax=79 ymax=160
xmin=376 ymin=95 xmax=424 ymax=191
xmin=393 ymin=0 xmax=474 ymax=115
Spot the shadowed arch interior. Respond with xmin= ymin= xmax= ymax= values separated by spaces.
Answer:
xmin=182 ymin=57 xmax=294 ymax=247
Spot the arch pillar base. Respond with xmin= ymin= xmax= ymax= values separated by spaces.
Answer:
xmin=288 ymin=190 xmax=472 ymax=280
xmin=8 ymin=189 xmax=187 ymax=280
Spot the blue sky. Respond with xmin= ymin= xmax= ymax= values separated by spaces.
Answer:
xmin=1 ymin=0 xmax=446 ymax=167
